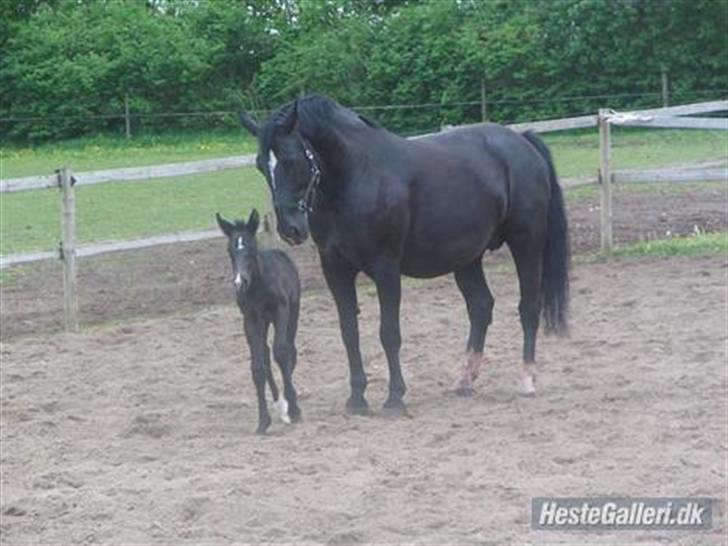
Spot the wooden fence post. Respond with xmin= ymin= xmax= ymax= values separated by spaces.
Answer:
xmin=661 ymin=68 xmax=669 ymax=108
xmin=480 ymin=77 xmax=487 ymax=122
xmin=262 ymin=211 xmax=280 ymax=249
xmin=598 ymin=109 xmax=614 ymax=253
xmin=58 ymin=167 xmax=79 ymax=332
xmin=124 ymin=94 xmax=131 ymax=139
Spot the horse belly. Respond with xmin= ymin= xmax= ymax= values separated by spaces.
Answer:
xmin=400 ymin=212 xmax=498 ymax=278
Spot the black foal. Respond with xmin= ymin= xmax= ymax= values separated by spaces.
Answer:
xmin=216 ymin=209 xmax=302 ymax=434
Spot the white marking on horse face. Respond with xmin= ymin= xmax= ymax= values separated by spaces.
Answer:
xmin=236 ymin=236 xmax=244 ymax=250
xmin=273 ymin=395 xmax=291 ymax=424
xmin=234 ymin=272 xmax=242 ymax=289
xmin=268 ymin=151 xmax=278 ymax=190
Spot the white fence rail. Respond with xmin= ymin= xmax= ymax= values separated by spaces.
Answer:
xmin=1 ymin=100 xmax=726 ymax=330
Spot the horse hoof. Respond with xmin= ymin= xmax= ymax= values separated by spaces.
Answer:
xmin=255 ymin=425 xmax=269 ymax=436
xmin=346 ymin=396 xmax=370 ymax=416
xmin=382 ymin=398 xmax=407 ymax=417
xmin=454 ymin=386 xmax=475 ymax=397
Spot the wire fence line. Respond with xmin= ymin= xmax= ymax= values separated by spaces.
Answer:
xmin=2 ymin=89 xmax=726 ymax=124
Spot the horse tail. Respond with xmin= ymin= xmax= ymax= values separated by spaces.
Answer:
xmin=522 ymin=130 xmax=570 ymax=335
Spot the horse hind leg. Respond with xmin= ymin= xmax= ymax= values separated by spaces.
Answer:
xmin=453 ymin=259 xmax=494 ymax=396
xmin=507 ymin=234 xmax=544 ymax=396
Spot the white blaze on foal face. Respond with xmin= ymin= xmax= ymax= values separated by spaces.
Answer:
xmin=233 ymin=237 xmax=245 ymax=289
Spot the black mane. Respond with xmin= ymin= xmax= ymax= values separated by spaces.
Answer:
xmin=259 ymin=95 xmax=378 ymax=153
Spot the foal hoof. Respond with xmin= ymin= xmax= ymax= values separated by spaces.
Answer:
xmin=272 ymin=396 xmax=291 ymax=425
xmin=255 ymin=413 xmax=272 ymax=435
xmin=289 ymin=405 xmax=303 ymax=423
xmin=518 ymin=368 xmax=537 ymax=397
xmin=453 ymin=386 xmax=475 ymax=397
xmin=346 ymin=396 xmax=370 ymax=416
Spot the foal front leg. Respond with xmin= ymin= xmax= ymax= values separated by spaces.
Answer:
xmin=373 ymin=260 xmax=406 ymax=414
xmin=245 ymin=318 xmax=272 ymax=434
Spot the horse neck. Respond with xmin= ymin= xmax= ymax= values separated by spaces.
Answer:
xmin=304 ymin=123 xmax=373 ymax=192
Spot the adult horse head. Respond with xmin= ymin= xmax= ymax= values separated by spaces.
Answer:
xmin=239 ymin=95 xmax=570 ymax=416
xmin=238 ymin=103 xmax=320 ymax=246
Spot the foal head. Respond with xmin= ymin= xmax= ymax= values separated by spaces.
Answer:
xmin=216 ymin=209 xmax=260 ymax=300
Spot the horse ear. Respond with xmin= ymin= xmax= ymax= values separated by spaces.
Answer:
xmin=238 ymin=112 xmax=259 ymax=136
xmin=216 ymin=212 xmax=234 ymax=237
xmin=247 ymin=209 xmax=260 ymax=234
xmin=279 ymin=100 xmax=298 ymax=134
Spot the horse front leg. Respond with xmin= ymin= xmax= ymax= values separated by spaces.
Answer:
xmin=320 ymin=251 xmax=369 ymax=415
xmin=373 ymin=260 xmax=406 ymax=415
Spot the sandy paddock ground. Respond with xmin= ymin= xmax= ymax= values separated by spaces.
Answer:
xmin=1 ymin=253 xmax=725 ymax=545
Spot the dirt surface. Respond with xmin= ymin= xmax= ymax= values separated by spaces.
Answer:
xmin=1 ymin=182 xmax=726 ymax=339
xmin=1 ymin=254 xmax=726 ymax=545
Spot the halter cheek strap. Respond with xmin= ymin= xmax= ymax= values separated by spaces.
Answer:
xmin=298 ymin=146 xmax=321 ymax=213
xmin=271 ymin=143 xmax=321 ymax=213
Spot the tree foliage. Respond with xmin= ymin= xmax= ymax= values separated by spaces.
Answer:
xmin=1 ymin=0 xmax=726 ymax=141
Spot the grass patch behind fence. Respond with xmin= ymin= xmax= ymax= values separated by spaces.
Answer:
xmin=0 ymin=168 xmax=270 ymax=255
xmin=611 ymin=231 xmax=728 ymax=259
xmin=0 ymin=130 xmax=258 ymax=179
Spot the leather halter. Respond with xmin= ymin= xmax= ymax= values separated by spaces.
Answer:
xmin=271 ymin=143 xmax=321 ymax=213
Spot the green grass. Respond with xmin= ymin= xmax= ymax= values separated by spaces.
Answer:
xmin=1 ymin=127 xmax=726 ymax=255
xmin=0 ymin=168 xmax=270 ymax=255
xmin=543 ymin=127 xmax=726 ymax=179
xmin=612 ymin=231 xmax=728 ymax=258
xmin=0 ymin=130 xmax=258 ymax=179
xmin=563 ymin=179 xmax=726 ymax=204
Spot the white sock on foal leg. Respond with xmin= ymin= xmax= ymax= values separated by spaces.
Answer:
xmin=519 ymin=364 xmax=537 ymax=396
xmin=272 ymin=395 xmax=291 ymax=424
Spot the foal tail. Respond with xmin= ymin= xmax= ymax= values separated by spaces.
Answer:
xmin=522 ymin=130 xmax=570 ymax=335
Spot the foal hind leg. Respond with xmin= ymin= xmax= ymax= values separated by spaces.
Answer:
xmin=245 ymin=319 xmax=272 ymax=434
xmin=507 ymin=235 xmax=544 ymax=396
xmin=453 ymin=258 xmax=494 ymax=396
xmin=273 ymin=308 xmax=301 ymax=424
xmin=263 ymin=344 xmax=280 ymax=406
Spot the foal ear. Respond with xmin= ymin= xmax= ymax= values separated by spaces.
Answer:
xmin=216 ymin=212 xmax=235 ymax=237
xmin=279 ymin=100 xmax=298 ymax=134
xmin=247 ymin=209 xmax=260 ymax=234
xmin=238 ymin=112 xmax=259 ymax=136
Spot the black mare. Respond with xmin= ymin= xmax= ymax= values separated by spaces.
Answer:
xmin=216 ymin=209 xmax=302 ymax=434
xmin=239 ymin=95 xmax=569 ymax=415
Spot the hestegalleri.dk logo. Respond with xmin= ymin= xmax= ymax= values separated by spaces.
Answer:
xmin=532 ymin=497 xmax=712 ymax=531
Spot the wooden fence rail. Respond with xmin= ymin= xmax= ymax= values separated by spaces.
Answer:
xmin=597 ymin=101 xmax=727 ymax=253
xmin=1 ymin=100 xmax=726 ymax=331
